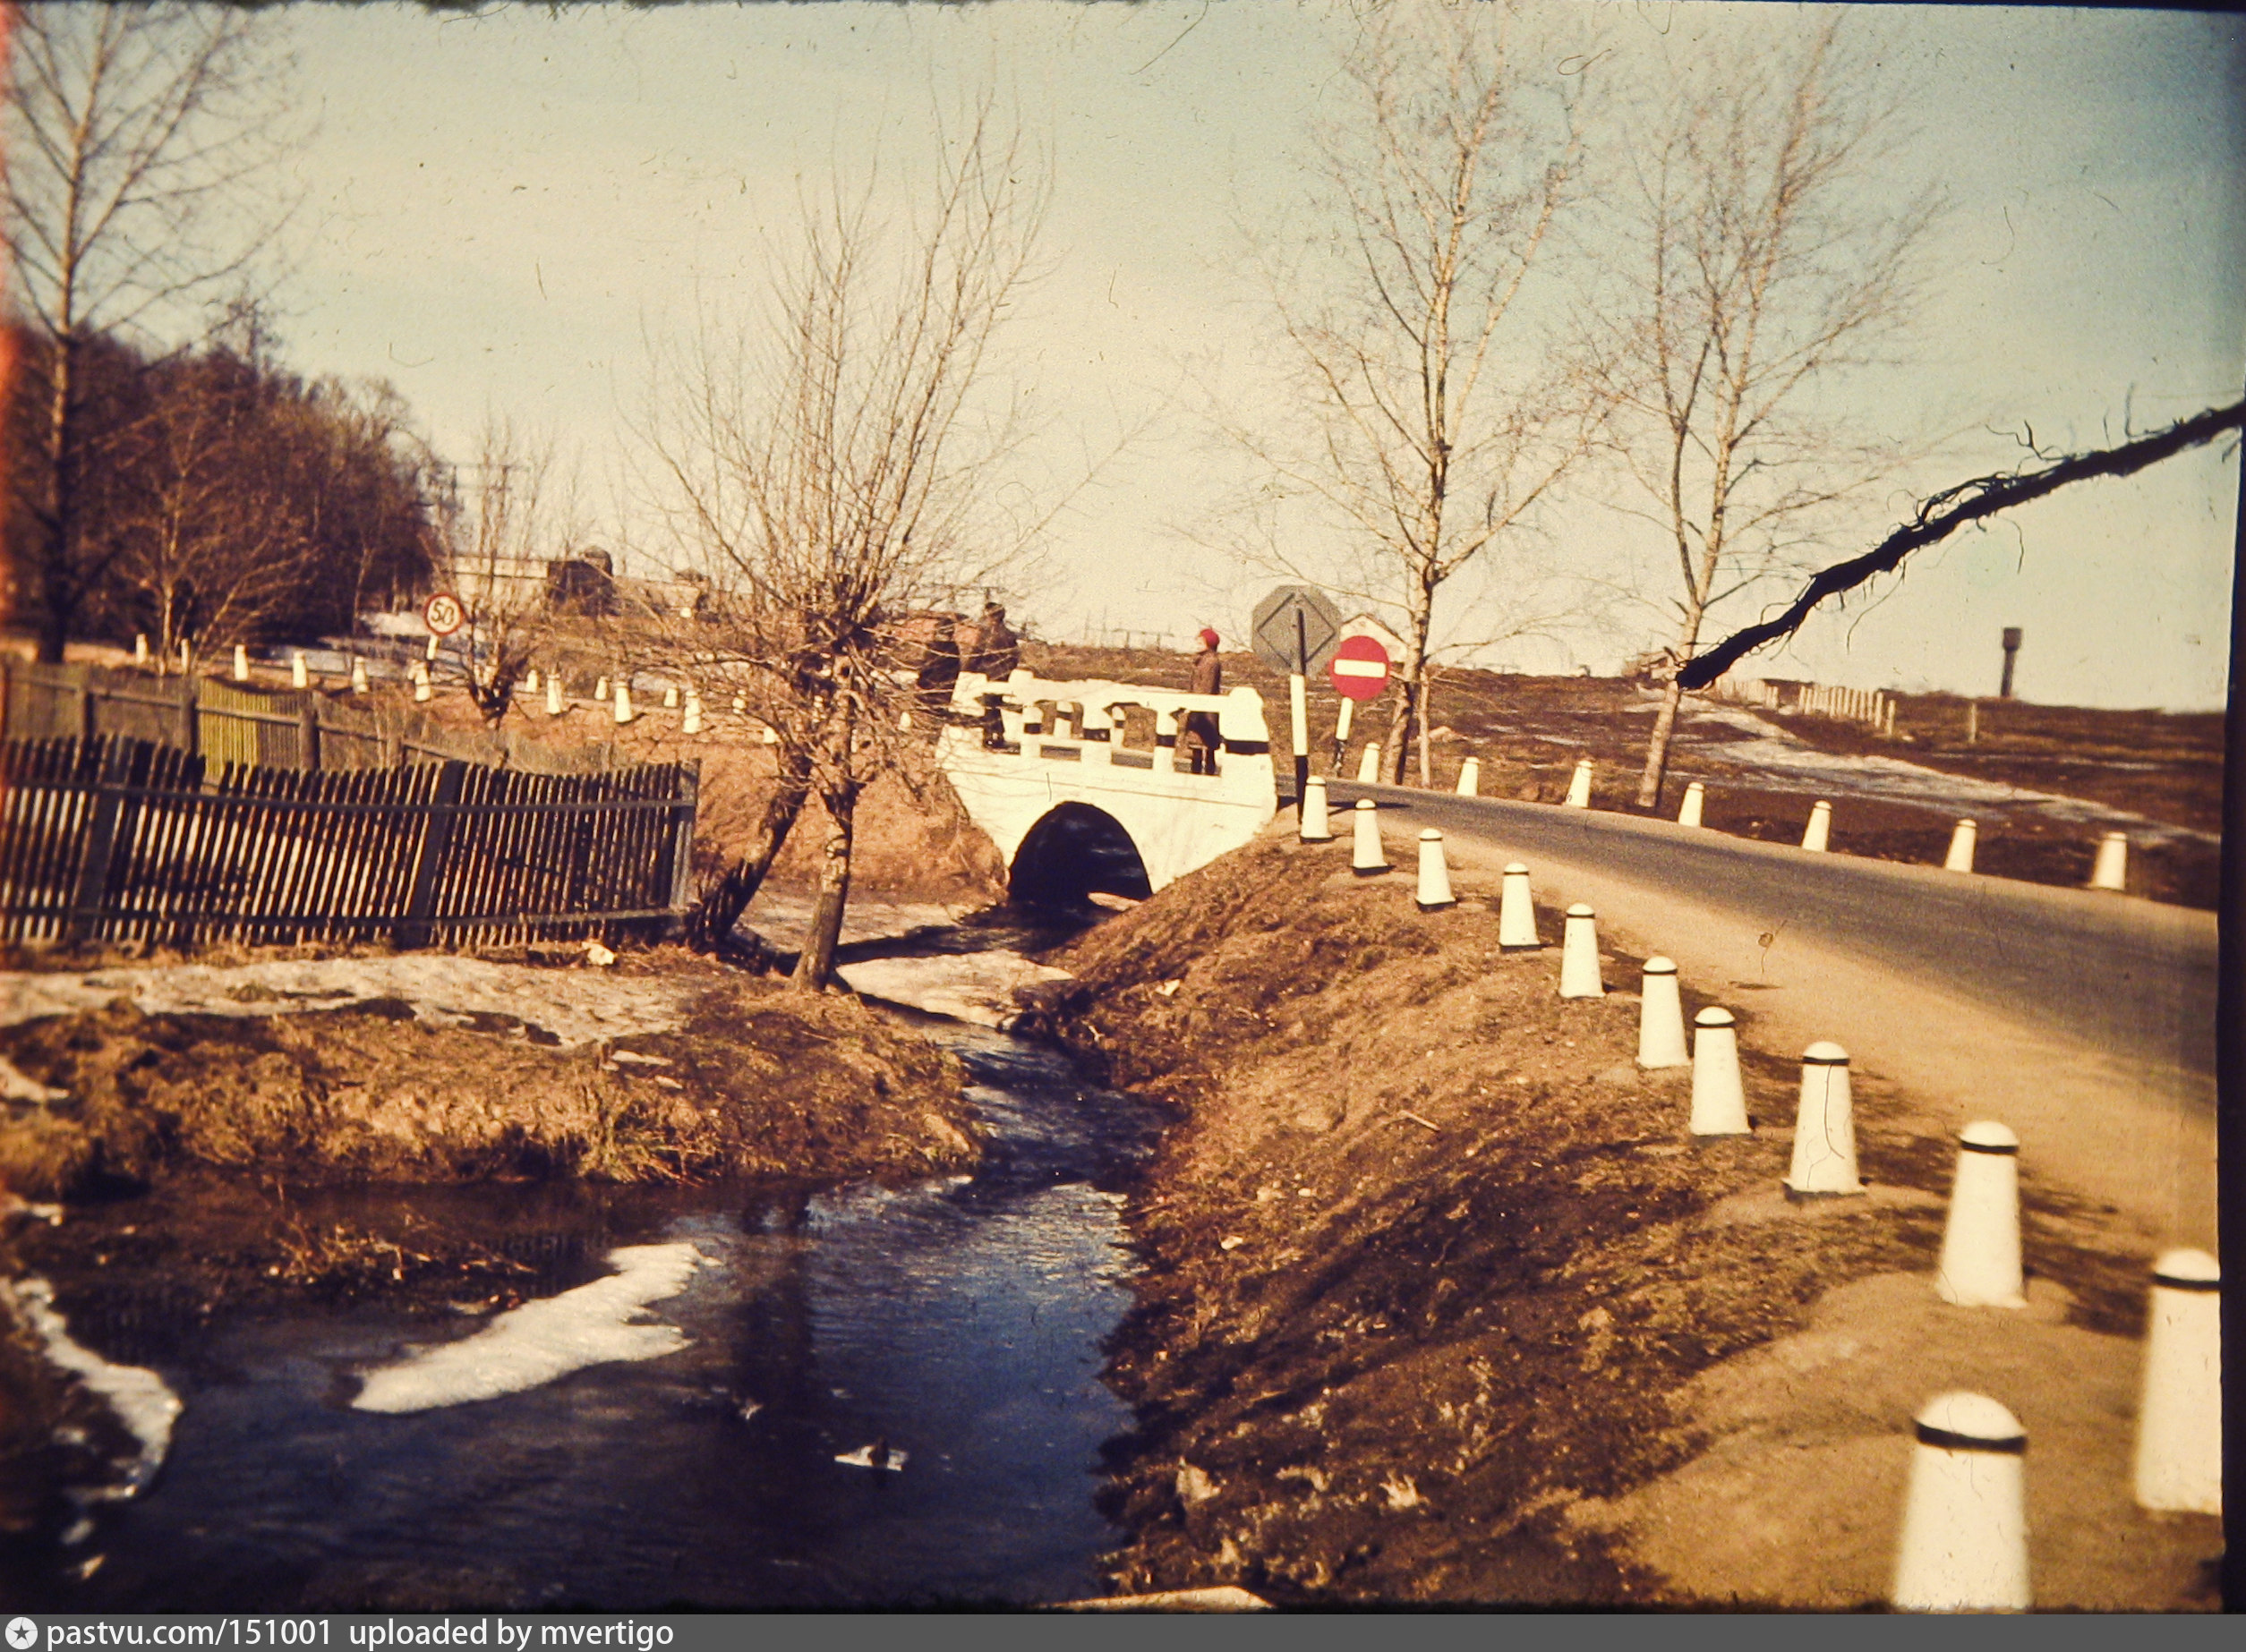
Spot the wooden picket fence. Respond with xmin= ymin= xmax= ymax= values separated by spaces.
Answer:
xmin=0 ymin=734 xmax=698 ymax=950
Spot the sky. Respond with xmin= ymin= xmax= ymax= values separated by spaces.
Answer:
xmin=249 ymin=1 xmax=2246 ymax=711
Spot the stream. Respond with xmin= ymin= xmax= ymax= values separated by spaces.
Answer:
xmin=6 ymin=907 xmax=1165 ymax=1612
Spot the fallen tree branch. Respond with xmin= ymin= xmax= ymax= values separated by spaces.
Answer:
xmin=1678 ymin=399 xmax=2246 ymax=690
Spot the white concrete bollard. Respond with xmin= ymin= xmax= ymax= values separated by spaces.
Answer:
xmin=1801 ymin=799 xmax=1832 ymax=852
xmin=133 ymin=634 xmax=149 ymax=666
xmin=594 ymin=676 xmax=609 ymax=703
xmin=760 ymin=724 xmax=778 ymax=745
xmin=1498 ymin=863 xmax=1540 ymax=951
xmin=525 ymin=668 xmax=540 ymax=694
xmin=291 ymin=652 xmax=309 ymax=689
xmin=663 ymin=685 xmax=679 ymax=709
xmin=1415 ymin=830 xmax=1456 ymax=912
xmin=1563 ymin=758 xmax=1593 ymax=809
xmin=232 ymin=643 xmax=251 ymax=682
xmin=350 ymin=659 xmax=368 ymax=694
xmin=2089 ymin=831 xmax=2129 ymax=892
xmin=1299 ymin=773 xmax=1334 ymax=843
xmin=1890 ymin=1392 xmax=2031 ymax=1613
xmin=1636 ymin=958 xmax=1688 ymax=1069
xmin=2134 ymin=1248 xmax=2221 ymax=1514
xmin=1943 ymin=819 xmax=1977 ymax=873
xmin=1678 ymin=780 xmax=1704 ymax=829
xmin=546 ymin=677 xmax=564 ymax=718
xmin=732 ymin=693 xmax=747 ymax=714
xmin=1934 ymin=1122 xmax=2026 ymax=1308
xmin=1689 ymin=1008 xmax=1750 ymax=1136
xmin=412 ymin=663 xmax=431 ymax=703
xmin=685 ymin=695 xmax=704 ymax=736
xmin=1782 ymin=1043 xmax=1863 ymax=1198
xmin=613 ymin=683 xmax=635 ymax=725
xmin=1351 ymin=800 xmax=1389 ymax=876
xmin=1356 ymin=743 xmax=1381 ymax=784
xmin=1456 ymin=756 xmax=1481 ymax=797
xmin=1558 ymin=905 xmax=1604 ymax=999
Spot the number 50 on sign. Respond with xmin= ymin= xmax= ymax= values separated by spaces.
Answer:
xmin=423 ymin=592 xmax=465 ymax=636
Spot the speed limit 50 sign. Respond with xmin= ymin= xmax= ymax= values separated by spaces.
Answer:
xmin=423 ymin=592 xmax=466 ymax=636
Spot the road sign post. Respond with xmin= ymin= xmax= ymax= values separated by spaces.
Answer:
xmin=1328 ymin=634 xmax=1393 ymax=783
xmin=1251 ymin=585 xmax=1343 ymax=816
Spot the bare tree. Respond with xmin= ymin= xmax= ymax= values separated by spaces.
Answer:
xmin=636 ymin=105 xmax=1049 ymax=986
xmin=3 ymin=3 xmax=301 ymax=662
xmin=440 ymin=417 xmax=576 ymax=726
xmin=107 ymin=321 xmax=306 ymax=663
xmin=1591 ymin=14 xmax=1944 ymax=810
xmin=1217 ymin=3 xmax=1597 ymax=784
xmin=1680 ymin=398 xmax=2246 ymax=688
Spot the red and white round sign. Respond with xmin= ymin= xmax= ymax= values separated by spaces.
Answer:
xmin=1328 ymin=634 xmax=1391 ymax=702
xmin=423 ymin=592 xmax=466 ymax=637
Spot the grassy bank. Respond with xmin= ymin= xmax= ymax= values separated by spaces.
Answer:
xmin=1021 ymin=829 xmax=2216 ymax=1608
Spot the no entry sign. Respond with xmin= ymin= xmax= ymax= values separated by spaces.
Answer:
xmin=1328 ymin=634 xmax=1391 ymax=701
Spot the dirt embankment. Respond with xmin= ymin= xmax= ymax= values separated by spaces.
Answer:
xmin=1020 ymin=830 xmax=2218 ymax=1609
xmin=0 ymin=960 xmax=979 ymax=1203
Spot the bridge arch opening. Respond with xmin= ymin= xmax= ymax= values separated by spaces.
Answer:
xmin=1009 ymin=803 xmax=1154 ymax=908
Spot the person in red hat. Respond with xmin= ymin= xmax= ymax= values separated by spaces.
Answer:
xmin=1183 ymin=627 xmax=1223 ymax=774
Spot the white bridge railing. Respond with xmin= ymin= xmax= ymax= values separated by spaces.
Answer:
xmin=932 ymin=670 xmax=1277 ymax=892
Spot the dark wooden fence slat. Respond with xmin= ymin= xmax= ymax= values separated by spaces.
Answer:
xmin=4 ymin=733 xmax=698 ymax=950
xmin=395 ymin=760 xmax=468 ymax=949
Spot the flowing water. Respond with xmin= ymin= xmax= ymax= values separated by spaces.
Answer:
xmin=8 ymin=916 xmax=1163 ymax=1611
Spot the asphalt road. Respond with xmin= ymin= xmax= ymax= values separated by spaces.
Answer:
xmin=1329 ymin=781 xmax=2217 ymax=1080
xmin=1322 ymin=779 xmax=2220 ymax=1245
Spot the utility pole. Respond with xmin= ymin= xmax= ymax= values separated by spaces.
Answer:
xmin=2000 ymin=627 xmax=2023 ymax=699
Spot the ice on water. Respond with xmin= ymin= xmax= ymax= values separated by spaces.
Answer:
xmin=353 ymin=1242 xmax=712 ymax=1414
xmin=2 ymin=1276 xmax=182 ymax=1499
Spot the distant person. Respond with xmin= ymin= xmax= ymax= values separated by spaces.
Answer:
xmin=1183 ymin=627 xmax=1223 ymax=775
xmin=967 ymin=602 xmax=1020 ymax=680
xmin=915 ymin=613 xmax=962 ymax=713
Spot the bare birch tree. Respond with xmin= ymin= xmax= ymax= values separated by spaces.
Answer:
xmin=1220 ymin=2 xmax=1598 ymax=784
xmin=1593 ymin=15 xmax=1943 ymax=811
xmin=3 ymin=3 xmax=300 ymax=661
xmin=636 ymin=106 xmax=1048 ymax=986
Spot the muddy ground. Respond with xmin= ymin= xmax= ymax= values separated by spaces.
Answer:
xmin=1018 ymin=830 xmax=2220 ymax=1609
xmin=1023 ymin=643 xmax=2223 ymax=910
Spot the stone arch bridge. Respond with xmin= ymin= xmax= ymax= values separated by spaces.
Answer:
xmin=932 ymin=670 xmax=1277 ymax=906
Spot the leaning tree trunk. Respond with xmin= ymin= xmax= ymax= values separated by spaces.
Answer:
xmin=1635 ymin=673 xmax=1688 ymax=813
xmin=681 ymin=745 xmax=813 ymax=954
xmin=791 ymin=779 xmax=858 ymax=993
xmin=1635 ymin=578 xmax=1714 ymax=812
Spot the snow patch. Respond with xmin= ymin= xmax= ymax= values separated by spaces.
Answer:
xmin=1 ymin=1276 xmax=181 ymax=1500
xmin=352 ymin=1242 xmax=711 ymax=1414
xmin=0 ymin=1054 xmax=67 ymax=1102
xmin=1677 ymin=706 xmax=2214 ymax=843
xmin=0 ymin=955 xmax=703 ymax=1045
xmin=836 ymin=951 xmax=1072 ymax=1028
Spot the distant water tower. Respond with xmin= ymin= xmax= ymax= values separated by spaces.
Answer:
xmin=1999 ymin=627 xmax=2022 ymax=699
